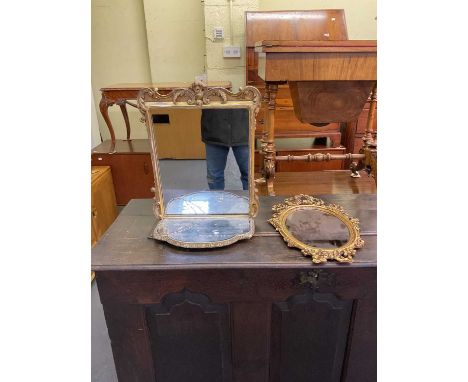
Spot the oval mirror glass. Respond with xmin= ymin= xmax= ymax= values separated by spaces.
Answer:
xmin=269 ymin=195 xmax=364 ymax=263
xmin=284 ymin=207 xmax=350 ymax=248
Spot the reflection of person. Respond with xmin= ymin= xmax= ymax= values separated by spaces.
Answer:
xmin=201 ymin=108 xmax=249 ymax=190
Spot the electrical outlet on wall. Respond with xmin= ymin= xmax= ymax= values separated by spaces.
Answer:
xmin=213 ymin=27 xmax=224 ymax=40
xmin=195 ymin=73 xmax=208 ymax=83
xmin=223 ymin=46 xmax=241 ymax=58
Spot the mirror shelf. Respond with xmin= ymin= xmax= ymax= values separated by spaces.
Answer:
xmin=153 ymin=216 xmax=254 ymax=249
xmin=138 ymin=82 xmax=261 ymax=249
xmin=165 ymin=191 xmax=249 ymax=215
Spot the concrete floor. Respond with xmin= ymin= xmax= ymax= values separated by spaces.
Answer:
xmin=91 ymin=282 xmax=118 ymax=382
xmin=158 ymin=150 xmax=244 ymax=191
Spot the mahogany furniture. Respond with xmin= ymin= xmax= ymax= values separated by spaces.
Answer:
xmin=245 ymin=10 xmax=350 ymax=174
xmin=255 ymin=38 xmax=377 ymax=194
xmin=341 ymin=100 xmax=378 ymax=168
xmin=255 ymin=171 xmax=377 ymax=196
xmin=99 ymin=81 xmax=231 ymax=153
xmin=91 ymin=140 xmax=154 ymax=205
xmin=254 ymin=146 xmax=346 ymax=173
xmin=92 ymin=195 xmax=376 ymax=382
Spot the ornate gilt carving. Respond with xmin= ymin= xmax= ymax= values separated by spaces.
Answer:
xmin=137 ymin=87 xmax=154 ymax=123
xmin=137 ymin=81 xmax=261 ymax=110
xmin=136 ymin=83 xmax=261 ymax=248
xmin=269 ymin=195 xmax=364 ymax=264
xmin=137 ymin=82 xmax=261 ymax=221
xmin=153 ymin=219 xmax=256 ymax=249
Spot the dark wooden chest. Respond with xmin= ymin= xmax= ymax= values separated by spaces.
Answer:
xmin=92 ymin=195 xmax=376 ymax=382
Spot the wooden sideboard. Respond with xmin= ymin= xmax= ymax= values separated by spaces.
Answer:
xmin=92 ymin=195 xmax=376 ymax=381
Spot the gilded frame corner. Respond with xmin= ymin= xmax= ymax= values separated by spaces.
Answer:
xmin=268 ymin=194 xmax=365 ymax=264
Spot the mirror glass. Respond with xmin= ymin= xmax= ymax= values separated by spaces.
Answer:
xmin=155 ymin=216 xmax=253 ymax=244
xmin=150 ymin=105 xmax=250 ymax=216
xmin=285 ymin=207 xmax=350 ymax=248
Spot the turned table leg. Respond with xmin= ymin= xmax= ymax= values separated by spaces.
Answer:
xmin=263 ymin=82 xmax=279 ymax=196
xmin=344 ymin=120 xmax=358 ymax=170
xmin=99 ymin=93 xmax=116 ymax=153
xmin=363 ymin=84 xmax=377 ymax=147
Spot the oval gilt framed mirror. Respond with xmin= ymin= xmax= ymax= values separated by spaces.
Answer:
xmin=269 ymin=195 xmax=364 ymax=263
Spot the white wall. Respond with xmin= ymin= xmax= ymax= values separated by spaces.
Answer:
xmin=91 ymin=0 xmax=152 ymax=140
xmin=91 ymin=89 xmax=102 ymax=148
xmin=143 ymin=0 xmax=207 ymax=82
xmin=204 ymin=0 xmax=259 ymax=92
xmin=91 ymin=0 xmax=376 ymax=139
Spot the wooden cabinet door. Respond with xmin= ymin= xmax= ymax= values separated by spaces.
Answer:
xmin=91 ymin=154 xmax=154 ymax=205
xmin=97 ymin=267 xmax=376 ymax=382
xmin=91 ymin=207 xmax=99 ymax=247
xmin=91 ymin=167 xmax=117 ymax=239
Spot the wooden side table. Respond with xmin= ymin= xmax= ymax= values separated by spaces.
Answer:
xmin=255 ymin=40 xmax=377 ymax=195
xmin=99 ymin=81 xmax=232 ymax=153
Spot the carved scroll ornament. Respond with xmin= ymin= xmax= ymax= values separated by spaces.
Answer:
xmin=137 ymin=81 xmax=261 ymax=122
xmin=269 ymin=195 xmax=364 ymax=264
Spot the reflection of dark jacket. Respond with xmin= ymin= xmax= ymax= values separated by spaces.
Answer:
xmin=201 ymin=109 xmax=249 ymax=147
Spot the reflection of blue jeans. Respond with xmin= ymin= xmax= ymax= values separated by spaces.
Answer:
xmin=205 ymin=143 xmax=249 ymax=190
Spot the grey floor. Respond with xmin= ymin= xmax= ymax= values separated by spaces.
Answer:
xmin=91 ymin=153 xmax=242 ymax=382
xmin=92 ymin=282 xmax=118 ymax=382
xmin=159 ymin=149 xmax=244 ymax=191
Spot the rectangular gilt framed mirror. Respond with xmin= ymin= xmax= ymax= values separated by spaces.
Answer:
xmin=137 ymin=82 xmax=261 ymax=248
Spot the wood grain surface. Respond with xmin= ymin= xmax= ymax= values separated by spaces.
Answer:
xmin=100 ymin=81 xmax=232 ymax=92
xmin=92 ymin=194 xmax=376 ymax=271
xmin=245 ymin=10 xmax=348 ymax=47
xmin=91 ymin=166 xmax=117 ymax=246
xmin=94 ymin=193 xmax=376 ymax=381
xmin=256 ymin=171 xmax=376 ymax=195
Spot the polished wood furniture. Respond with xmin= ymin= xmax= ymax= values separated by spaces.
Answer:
xmin=92 ymin=195 xmax=376 ymax=382
xmin=91 ymin=137 xmax=373 ymax=206
xmin=246 ymin=10 xmax=349 ymax=175
xmin=342 ymin=99 xmax=378 ymax=160
xmin=91 ymin=140 xmax=154 ymax=205
xmin=91 ymin=166 xmax=118 ymax=282
xmin=254 ymin=146 xmax=346 ymax=173
xmin=91 ymin=166 xmax=118 ymax=247
xmin=99 ymin=81 xmax=231 ymax=153
xmin=255 ymin=171 xmax=376 ymax=196
xmin=255 ymin=38 xmax=377 ymax=194
xmin=256 ymin=40 xmax=376 ymax=82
